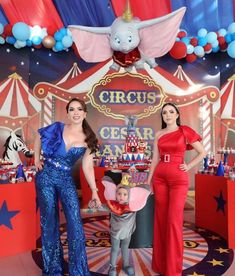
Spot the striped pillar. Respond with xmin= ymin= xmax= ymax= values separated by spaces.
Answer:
xmin=200 ymin=98 xmax=212 ymax=153
xmin=43 ymin=93 xmax=54 ymax=127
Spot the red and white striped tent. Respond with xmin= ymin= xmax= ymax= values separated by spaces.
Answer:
xmin=55 ymin=62 xmax=82 ymax=85
xmin=173 ymin=65 xmax=195 ymax=86
xmin=0 ymin=72 xmax=41 ymax=130
xmin=214 ymin=74 xmax=235 ymax=146
xmin=41 ymin=62 xmax=83 ymax=127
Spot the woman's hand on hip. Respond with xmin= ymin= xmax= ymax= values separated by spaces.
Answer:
xmin=179 ymin=163 xmax=190 ymax=172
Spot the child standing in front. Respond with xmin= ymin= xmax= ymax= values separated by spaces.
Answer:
xmin=102 ymin=175 xmax=150 ymax=276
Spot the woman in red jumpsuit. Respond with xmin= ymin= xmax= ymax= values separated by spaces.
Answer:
xmin=147 ymin=102 xmax=206 ymax=276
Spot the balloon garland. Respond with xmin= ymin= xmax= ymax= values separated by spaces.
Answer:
xmin=0 ymin=20 xmax=235 ymax=62
xmin=0 ymin=22 xmax=73 ymax=52
xmin=169 ymin=22 xmax=235 ymax=62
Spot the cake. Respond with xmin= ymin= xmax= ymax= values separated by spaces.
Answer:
xmin=121 ymin=116 xmax=148 ymax=167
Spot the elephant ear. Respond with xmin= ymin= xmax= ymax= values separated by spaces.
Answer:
xmin=138 ymin=7 xmax=186 ymax=58
xmin=129 ymin=186 xmax=150 ymax=212
xmin=101 ymin=177 xmax=117 ymax=201
xmin=69 ymin=27 xmax=113 ymax=62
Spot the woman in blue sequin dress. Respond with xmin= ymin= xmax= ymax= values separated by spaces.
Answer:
xmin=34 ymin=98 xmax=101 ymax=276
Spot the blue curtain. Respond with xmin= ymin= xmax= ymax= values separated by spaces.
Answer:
xmin=0 ymin=5 xmax=8 ymax=25
xmin=171 ymin=0 xmax=234 ymax=35
xmin=53 ymin=0 xmax=116 ymax=27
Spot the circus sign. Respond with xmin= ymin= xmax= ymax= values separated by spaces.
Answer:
xmin=88 ymin=72 xmax=166 ymax=120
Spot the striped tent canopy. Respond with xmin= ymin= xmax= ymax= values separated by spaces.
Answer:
xmin=173 ymin=65 xmax=195 ymax=86
xmin=213 ymin=74 xmax=235 ymax=146
xmin=55 ymin=63 xmax=82 ymax=85
xmin=0 ymin=72 xmax=41 ymax=118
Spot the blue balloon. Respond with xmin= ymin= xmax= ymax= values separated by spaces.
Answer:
xmin=228 ymin=22 xmax=235 ymax=34
xmin=62 ymin=35 xmax=73 ymax=48
xmin=54 ymin=41 xmax=64 ymax=51
xmin=181 ymin=37 xmax=190 ymax=45
xmin=32 ymin=36 xmax=42 ymax=45
xmin=194 ymin=46 xmax=205 ymax=57
xmin=187 ymin=44 xmax=194 ymax=54
xmin=211 ymin=40 xmax=219 ymax=48
xmin=12 ymin=22 xmax=30 ymax=41
xmin=218 ymin=28 xmax=227 ymax=37
xmin=6 ymin=36 xmax=16 ymax=44
xmin=54 ymin=31 xmax=63 ymax=41
xmin=0 ymin=36 xmax=5 ymax=44
xmin=227 ymin=41 xmax=235 ymax=58
xmin=59 ymin=28 xmax=67 ymax=36
xmin=17 ymin=40 xmax=26 ymax=47
xmin=198 ymin=28 xmax=207 ymax=38
xmin=225 ymin=33 xmax=232 ymax=43
xmin=26 ymin=39 xmax=32 ymax=46
xmin=212 ymin=46 xmax=220 ymax=53
xmin=231 ymin=33 xmax=235 ymax=41
xmin=206 ymin=32 xmax=217 ymax=43
xmin=198 ymin=37 xmax=207 ymax=47
xmin=0 ymin=23 xmax=4 ymax=35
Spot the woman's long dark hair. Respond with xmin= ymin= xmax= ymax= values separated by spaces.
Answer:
xmin=161 ymin=102 xmax=181 ymax=129
xmin=66 ymin=98 xmax=98 ymax=153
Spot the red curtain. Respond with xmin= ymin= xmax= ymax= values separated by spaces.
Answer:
xmin=1 ymin=0 xmax=63 ymax=33
xmin=111 ymin=0 xmax=172 ymax=20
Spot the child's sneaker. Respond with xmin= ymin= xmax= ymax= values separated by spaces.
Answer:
xmin=108 ymin=264 xmax=117 ymax=276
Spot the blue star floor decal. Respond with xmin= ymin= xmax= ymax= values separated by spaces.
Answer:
xmin=0 ymin=200 xmax=20 ymax=230
xmin=32 ymin=215 xmax=234 ymax=275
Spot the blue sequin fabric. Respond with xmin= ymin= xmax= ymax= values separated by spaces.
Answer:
xmin=35 ymin=122 xmax=90 ymax=276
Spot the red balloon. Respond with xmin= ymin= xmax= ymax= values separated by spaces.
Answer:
xmin=190 ymin=37 xmax=198 ymax=46
xmin=177 ymin=30 xmax=187 ymax=39
xmin=4 ymin=24 xmax=13 ymax=36
xmin=34 ymin=44 xmax=42 ymax=49
xmin=47 ymin=25 xmax=55 ymax=36
xmin=186 ymin=53 xmax=197 ymax=63
xmin=218 ymin=36 xmax=227 ymax=50
xmin=204 ymin=43 xmax=212 ymax=52
xmin=169 ymin=41 xmax=187 ymax=59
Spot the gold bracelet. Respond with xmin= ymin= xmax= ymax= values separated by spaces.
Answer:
xmin=91 ymin=188 xmax=98 ymax=192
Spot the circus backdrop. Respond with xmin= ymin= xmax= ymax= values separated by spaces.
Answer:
xmin=0 ymin=0 xmax=235 ymax=189
xmin=0 ymin=41 xmax=235 ymax=189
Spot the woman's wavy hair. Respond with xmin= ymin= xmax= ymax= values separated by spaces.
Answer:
xmin=161 ymin=102 xmax=181 ymax=129
xmin=66 ymin=98 xmax=98 ymax=153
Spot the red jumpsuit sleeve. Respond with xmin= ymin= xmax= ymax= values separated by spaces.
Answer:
xmin=180 ymin=125 xmax=202 ymax=150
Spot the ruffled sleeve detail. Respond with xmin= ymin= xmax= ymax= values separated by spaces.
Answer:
xmin=180 ymin=125 xmax=202 ymax=150
xmin=38 ymin=122 xmax=63 ymax=157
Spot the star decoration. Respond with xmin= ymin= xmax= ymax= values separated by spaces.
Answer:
xmin=214 ymin=191 xmax=226 ymax=214
xmin=215 ymin=247 xmax=229 ymax=254
xmin=207 ymin=259 xmax=224 ymax=266
xmin=187 ymin=272 xmax=205 ymax=276
xmin=0 ymin=200 xmax=20 ymax=230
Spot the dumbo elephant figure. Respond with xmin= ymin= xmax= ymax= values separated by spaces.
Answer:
xmin=68 ymin=1 xmax=186 ymax=71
